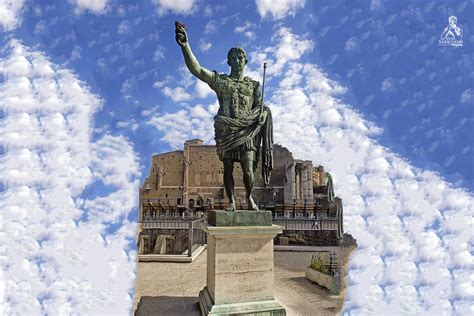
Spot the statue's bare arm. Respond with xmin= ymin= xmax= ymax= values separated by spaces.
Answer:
xmin=175 ymin=24 xmax=213 ymax=84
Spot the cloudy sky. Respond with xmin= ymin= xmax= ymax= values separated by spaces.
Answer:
xmin=0 ymin=0 xmax=472 ymax=315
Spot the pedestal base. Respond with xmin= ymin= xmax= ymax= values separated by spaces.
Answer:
xmin=199 ymin=210 xmax=286 ymax=315
xmin=199 ymin=286 xmax=285 ymax=316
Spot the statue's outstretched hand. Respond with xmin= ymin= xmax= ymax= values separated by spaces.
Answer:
xmin=175 ymin=21 xmax=188 ymax=47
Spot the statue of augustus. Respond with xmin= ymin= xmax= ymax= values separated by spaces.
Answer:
xmin=175 ymin=22 xmax=273 ymax=212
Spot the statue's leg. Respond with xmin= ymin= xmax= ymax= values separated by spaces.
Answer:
xmin=241 ymin=157 xmax=259 ymax=211
xmin=223 ymin=159 xmax=236 ymax=212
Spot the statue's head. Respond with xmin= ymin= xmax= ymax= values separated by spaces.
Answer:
xmin=227 ymin=47 xmax=247 ymax=69
xmin=449 ymin=16 xmax=457 ymax=26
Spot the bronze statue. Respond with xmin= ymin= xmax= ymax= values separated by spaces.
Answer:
xmin=175 ymin=21 xmax=273 ymax=212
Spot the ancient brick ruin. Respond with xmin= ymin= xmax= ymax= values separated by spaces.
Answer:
xmin=139 ymin=139 xmax=336 ymax=215
xmin=137 ymin=139 xmax=345 ymax=254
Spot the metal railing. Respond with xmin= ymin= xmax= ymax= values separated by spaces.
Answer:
xmin=272 ymin=218 xmax=339 ymax=231
xmin=142 ymin=200 xmax=318 ymax=213
xmin=142 ymin=199 xmax=212 ymax=212
xmin=139 ymin=197 xmax=344 ymax=253
xmin=141 ymin=217 xmax=338 ymax=232
xmin=139 ymin=217 xmax=207 ymax=256
xmin=142 ymin=211 xmax=205 ymax=222
xmin=140 ymin=220 xmax=190 ymax=230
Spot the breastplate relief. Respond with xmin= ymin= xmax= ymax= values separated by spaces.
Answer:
xmin=216 ymin=75 xmax=255 ymax=119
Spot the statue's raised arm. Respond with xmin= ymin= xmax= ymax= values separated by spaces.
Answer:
xmin=175 ymin=21 xmax=213 ymax=84
xmin=174 ymin=22 xmax=273 ymax=212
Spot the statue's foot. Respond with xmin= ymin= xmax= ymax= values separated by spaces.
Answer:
xmin=248 ymin=197 xmax=259 ymax=211
xmin=226 ymin=202 xmax=236 ymax=212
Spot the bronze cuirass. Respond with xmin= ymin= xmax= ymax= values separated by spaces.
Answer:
xmin=217 ymin=76 xmax=254 ymax=119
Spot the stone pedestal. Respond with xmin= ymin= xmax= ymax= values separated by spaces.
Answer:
xmin=199 ymin=210 xmax=286 ymax=315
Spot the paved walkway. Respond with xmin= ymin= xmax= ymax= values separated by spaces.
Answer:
xmin=133 ymin=250 xmax=343 ymax=315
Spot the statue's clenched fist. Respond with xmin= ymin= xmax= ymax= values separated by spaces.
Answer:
xmin=175 ymin=21 xmax=187 ymax=47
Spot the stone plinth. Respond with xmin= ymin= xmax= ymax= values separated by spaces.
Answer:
xmin=199 ymin=211 xmax=286 ymax=315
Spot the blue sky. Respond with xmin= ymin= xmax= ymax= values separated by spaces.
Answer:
xmin=0 ymin=0 xmax=472 ymax=315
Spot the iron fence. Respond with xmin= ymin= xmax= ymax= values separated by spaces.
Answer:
xmin=142 ymin=211 xmax=205 ymax=222
xmin=140 ymin=220 xmax=190 ymax=230
xmin=141 ymin=217 xmax=338 ymax=231
xmin=139 ymin=217 xmax=207 ymax=256
xmin=272 ymin=218 xmax=339 ymax=231
xmin=139 ymin=198 xmax=343 ymax=253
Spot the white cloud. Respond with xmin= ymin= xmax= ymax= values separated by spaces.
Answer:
xmin=117 ymin=20 xmax=130 ymax=35
xmin=70 ymin=0 xmax=108 ymax=14
xmin=161 ymin=77 xmax=212 ymax=103
xmin=116 ymin=120 xmax=139 ymax=131
xmin=370 ymin=0 xmax=382 ymax=11
xmin=121 ymin=78 xmax=135 ymax=97
xmin=153 ymin=45 xmax=165 ymax=61
xmin=0 ymin=39 xmax=140 ymax=314
xmin=148 ymin=26 xmax=474 ymax=314
xmin=0 ymin=0 xmax=26 ymax=31
xmin=235 ymin=21 xmax=257 ymax=40
xmin=381 ymin=77 xmax=395 ymax=92
xmin=204 ymin=20 xmax=217 ymax=34
xmin=345 ymin=36 xmax=359 ymax=51
xmin=199 ymin=40 xmax=212 ymax=52
xmin=140 ymin=105 xmax=159 ymax=117
xmin=303 ymin=64 xmax=347 ymax=95
xmin=255 ymin=0 xmax=305 ymax=20
xmin=195 ymin=79 xmax=213 ymax=98
xmin=161 ymin=86 xmax=192 ymax=102
xmin=243 ymin=31 xmax=257 ymax=40
xmin=178 ymin=64 xmax=194 ymax=88
xmin=235 ymin=22 xmax=252 ymax=33
xmin=460 ymin=89 xmax=472 ymax=104
xmin=262 ymin=26 xmax=314 ymax=75
xmin=70 ymin=45 xmax=82 ymax=61
xmin=152 ymin=80 xmax=167 ymax=88
xmin=152 ymin=0 xmax=196 ymax=16
xmin=147 ymin=101 xmax=218 ymax=148
xmin=33 ymin=20 xmax=46 ymax=35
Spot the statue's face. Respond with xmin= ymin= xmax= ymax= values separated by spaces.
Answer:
xmin=228 ymin=52 xmax=246 ymax=71
xmin=449 ymin=16 xmax=457 ymax=26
